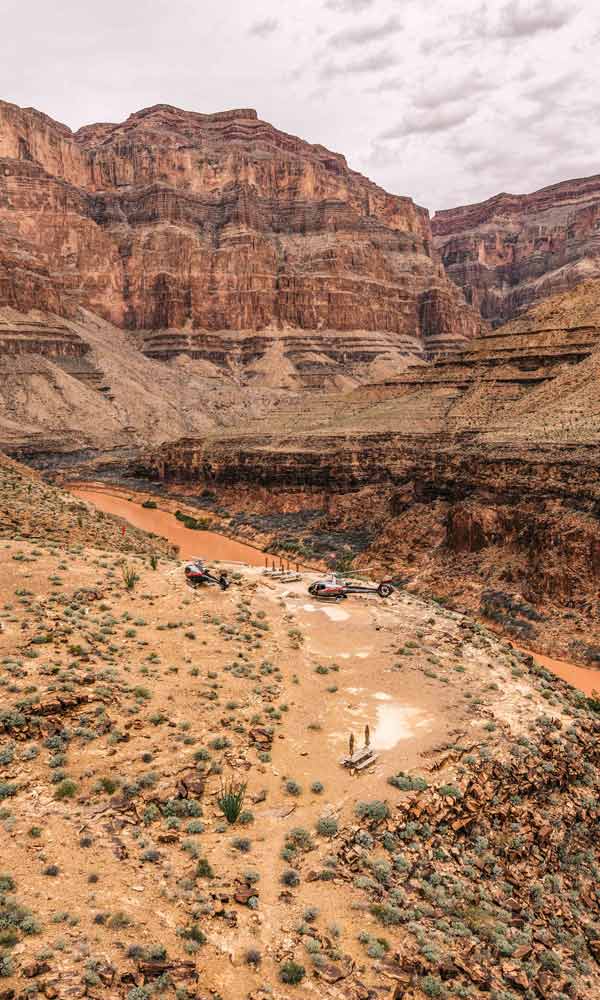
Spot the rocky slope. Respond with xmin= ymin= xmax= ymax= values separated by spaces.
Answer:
xmin=0 ymin=306 xmax=299 ymax=461
xmin=139 ymin=282 xmax=600 ymax=663
xmin=433 ymin=173 xmax=600 ymax=327
xmin=1 ymin=458 xmax=599 ymax=1000
xmin=0 ymin=100 xmax=482 ymax=385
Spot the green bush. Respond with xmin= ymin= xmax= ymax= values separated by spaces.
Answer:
xmin=316 ymin=816 xmax=338 ymax=838
xmin=55 ymin=779 xmax=77 ymax=800
xmin=388 ymin=773 xmax=428 ymax=791
xmin=217 ymin=779 xmax=247 ymax=824
xmin=279 ymin=960 xmax=305 ymax=984
xmin=355 ymin=800 xmax=389 ymax=821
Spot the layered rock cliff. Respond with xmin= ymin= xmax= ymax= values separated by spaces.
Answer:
xmin=432 ymin=174 xmax=600 ymax=327
xmin=141 ymin=282 xmax=600 ymax=661
xmin=0 ymin=99 xmax=482 ymax=388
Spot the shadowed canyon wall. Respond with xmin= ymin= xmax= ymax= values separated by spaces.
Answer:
xmin=433 ymin=174 xmax=600 ymax=327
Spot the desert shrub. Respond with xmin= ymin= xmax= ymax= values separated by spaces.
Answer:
xmin=0 ymin=956 xmax=14 ymax=978
xmin=217 ymin=779 xmax=247 ymax=824
xmin=355 ymin=800 xmax=389 ymax=821
xmin=121 ymin=564 xmax=140 ymax=591
xmin=284 ymin=779 xmax=302 ymax=796
xmin=421 ymin=975 xmax=446 ymax=998
xmin=439 ymin=784 xmax=462 ymax=799
xmin=187 ymin=820 xmax=204 ymax=834
xmin=210 ymin=736 xmax=230 ymax=750
xmin=281 ymin=868 xmax=300 ymax=887
xmin=196 ymin=859 xmax=214 ymax=879
xmin=279 ymin=960 xmax=305 ymax=984
xmin=388 ymin=772 xmax=428 ymax=791
xmin=316 ymin=816 xmax=338 ymax=838
xmin=0 ymin=874 xmax=15 ymax=893
xmin=370 ymin=903 xmax=402 ymax=926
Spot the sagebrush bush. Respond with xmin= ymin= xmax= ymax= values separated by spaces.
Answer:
xmin=316 ymin=816 xmax=338 ymax=838
xmin=279 ymin=960 xmax=305 ymax=984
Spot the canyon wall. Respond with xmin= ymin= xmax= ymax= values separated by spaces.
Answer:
xmin=141 ymin=282 xmax=600 ymax=658
xmin=433 ymin=174 xmax=600 ymax=327
xmin=0 ymin=99 xmax=482 ymax=385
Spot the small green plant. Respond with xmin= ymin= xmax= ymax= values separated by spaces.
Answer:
xmin=122 ymin=563 xmax=140 ymax=591
xmin=217 ymin=779 xmax=247 ymax=824
xmin=279 ymin=960 xmax=305 ymax=984
xmin=196 ymin=858 xmax=214 ymax=879
xmin=355 ymin=800 xmax=389 ymax=821
xmin=55 ymin=779 xmax=77 ymax=800
xmin=388 ymin=772 xmax=428 ymax=791
xmin=316 ymin=816 xmax=338 ymax=837
xmin=149 ymin=553 xmax=158 ymax=570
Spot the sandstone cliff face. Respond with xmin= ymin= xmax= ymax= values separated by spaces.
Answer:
xmin=432 ymin=174 xmax=600 ymax=327
xmin=143 ymin=281 xmax=600 ymax=659
xmin=0 ymin=99 xmax=482 ymax=383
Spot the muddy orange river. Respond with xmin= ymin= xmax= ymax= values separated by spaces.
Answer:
xmin=516 ymin=647 xmax=599 ymax=697
xmin=69 ymin=488 xmax=598 ymax=696
xmin=69 ymin=488 xmax=267 ymax=566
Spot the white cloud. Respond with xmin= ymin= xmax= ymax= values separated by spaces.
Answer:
xmin=248 ymin=16 xmax=279 ymax=37
xmin=324 ymin=0 xmax=374 ymax=11
xmin=320 ymin=47 xmax=397 ymax=79
xmin=0 ymin=0 xmax=598 ymax=211
xmin=328 ymin=15 xmax=402 ymax=47
xmin=381 ymin=103 xmax=475 ymax=139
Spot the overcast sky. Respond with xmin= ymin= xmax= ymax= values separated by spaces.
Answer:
xmin=2 ymin=0 xmax=597 ymax=211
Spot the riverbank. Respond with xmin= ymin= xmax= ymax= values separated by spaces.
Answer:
xmin=68 ymin=482 xmax=599 ymax=698
xmin=69 ymin=486 xmax=271 ymax=566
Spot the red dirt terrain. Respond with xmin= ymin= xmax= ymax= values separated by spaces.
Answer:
xmin=1 ymin=453 xmax=600 ymax=1000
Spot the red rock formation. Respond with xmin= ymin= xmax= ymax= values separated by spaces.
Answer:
xmin=0 ymin=99 xmax=482 ymax=374
xmin=432 ymin=174 xmax=600 ymax=327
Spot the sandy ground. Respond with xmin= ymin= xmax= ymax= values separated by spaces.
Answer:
xmin=1 ymin=508 xmax=581 ymax=1000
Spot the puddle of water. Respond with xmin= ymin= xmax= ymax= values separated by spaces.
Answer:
xmin=338 ymin=687 xmax=434 ymax=750
xmin=69 ymin=489 xmax=267 ymax=565
xmin=372 ymin=703 xmax=425 ymax=750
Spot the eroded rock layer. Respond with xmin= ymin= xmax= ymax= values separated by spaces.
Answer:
xmin=433 ymin=173 xmax=600 ymax=327
xmin=0 ymin=99 xmax=481 ymax=378
xmin=142 ymin=282 xmax=600 ymax=660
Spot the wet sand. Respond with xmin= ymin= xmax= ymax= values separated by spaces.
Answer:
xmin=69 ymin=488 xmax=267 ymax=565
